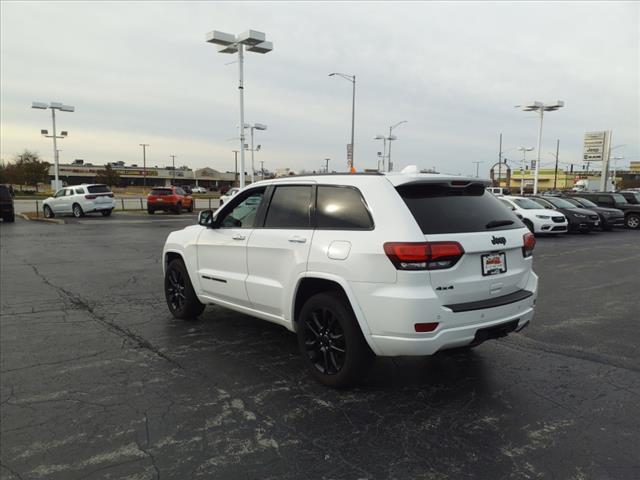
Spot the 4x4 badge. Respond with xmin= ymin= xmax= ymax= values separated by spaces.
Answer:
xmin=491 ymin=236 xmax=506 ymax=245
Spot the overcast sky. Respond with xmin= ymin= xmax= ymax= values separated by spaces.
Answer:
xmin=1 ymin=1 xmax=638 ymax=177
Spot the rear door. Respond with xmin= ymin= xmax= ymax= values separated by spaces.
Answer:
xmin=196 ymin=187 xmax=266 ymax=307
xmin=245 ymin=184 xmax=314 ymax=317
xmin=396 ymin=182 xmax=531 ymax=305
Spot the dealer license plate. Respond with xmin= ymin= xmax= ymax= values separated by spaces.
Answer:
xmin=482 ymin=252 xmax=507 ymax=276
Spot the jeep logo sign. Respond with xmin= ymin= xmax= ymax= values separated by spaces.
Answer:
xmin=491 ymin=236 xmax=507 ymax=246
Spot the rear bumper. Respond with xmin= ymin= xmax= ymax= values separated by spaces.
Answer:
xmin=350 ymin=272 xmax=538 ymax=357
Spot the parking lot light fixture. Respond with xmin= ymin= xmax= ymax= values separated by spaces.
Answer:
xmin=518 ymin=146 xmax=534 ymax=195
xmin=244 ymin=123 xmax=267 ymax=183
xmin=329 ymin=73 xmax=356 ymax=171
xmin=207 ymin=29 xmax=273 ymax=188
xmin=139 ymin=144 xmax=149 ymax=191
xmin=32 ymin=101 xmax=75 ymax=190
xmin=387 ymin=120 xmax=407 ymax=172
xmin=515 ymin=101 xmax=564 ymax=195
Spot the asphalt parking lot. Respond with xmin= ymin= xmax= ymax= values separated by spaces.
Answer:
xmin=1 ymin=217 xmax=639 ymax=479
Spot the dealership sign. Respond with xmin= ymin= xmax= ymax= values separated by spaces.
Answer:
xmin=583 ymin=131 xmax=609 ymax=162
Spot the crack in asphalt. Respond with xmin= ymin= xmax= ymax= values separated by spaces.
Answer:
xmin=27 ymin=263 xmax=186 ymax=372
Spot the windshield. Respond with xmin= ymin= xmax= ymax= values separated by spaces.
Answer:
xmin=512 ymin=198 xmax=545 ymax=210
xmin=544 ymin=197 xmax=578 ymax=209
xmin=572 ymin=197 xmax=597 ymax=208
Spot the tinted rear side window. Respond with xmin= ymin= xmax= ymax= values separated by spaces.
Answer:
xmin=151 ymin=189 xmax=172 ymax=196
xmin=396 ymin=183 xmax=522 ymax=234
xmin=316 ymin=186 xmax=373 ymax=230
xmin=264 ymin=186 xmax=312 ymax=228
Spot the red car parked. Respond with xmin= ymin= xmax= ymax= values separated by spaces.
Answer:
xmin=147 ymin=186 xmax=193 ymax=214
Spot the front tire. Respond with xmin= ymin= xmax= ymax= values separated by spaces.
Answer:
xmin=625 ymin=213 xmax=640 ymax=230
xmin=43 ymin=205 xmax=54 ymax=218
xmin=164 ymin=259 xmax=205 ymax=319
xmin=297 ymin=291 xmax=373 ymax=388
xmin=72 ymin=203 xmax=84 ymax=218
xmin=3 ymin=213 xmax=15 ymax=223
xmin=175 ymin=202 xmax=182 ymax=215
xmin=188 ymin=201 xmax=194 ymax=213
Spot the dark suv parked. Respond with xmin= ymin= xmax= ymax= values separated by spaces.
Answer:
xmin=530 ymin=196 xmax=599 ymax=232
xmin=562 ymin=196 xmax=625 ymax=231
xmin=568 ymin=192 xmax=640 ymax=229
xmin=0 ymin=184 xmax=15 ymax=223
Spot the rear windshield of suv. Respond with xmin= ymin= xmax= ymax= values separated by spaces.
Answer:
xmin=396 ymin=182 xmax=522 ymax=234
xmin=151 ymin=189 xmax=172 ymax=196
xmin=87 ymin=185 xmax=110 ymax=193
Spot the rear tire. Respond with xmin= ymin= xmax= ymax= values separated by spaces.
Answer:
xmin=43 ymin=205 xmax=54 ymax=218
xmin=101 ymin=209 xmax=112 ymax=217
xmin=72 ymin=203 xmax=84 ymax=218
xmin=297 ymin=291 xmax=373 ymax=388
xmin=164 ymin=259 xmax=205 ymax=319
xmin=147 ymin=207 xmax=155 ymax=215
xmin=625 ymin=213 xmax=640 ymax=230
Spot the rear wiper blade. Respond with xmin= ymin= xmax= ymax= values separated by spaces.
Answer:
xmin=486 ymin=220 xmax=514 ymax=229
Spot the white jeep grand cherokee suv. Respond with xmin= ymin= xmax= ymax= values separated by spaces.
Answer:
xmin=162 ymin=170 xmax=538 ymax=387
xmin=43 ymin=184 xmax=116 ymax=218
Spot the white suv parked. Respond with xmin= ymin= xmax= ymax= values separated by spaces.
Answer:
xmin=43 ymin=184 xmax=116 ymax=218
xmin=499 ymin=195 xmax=567 ymax=234
xmin=162 ymin=171 xmax=538 ymax=387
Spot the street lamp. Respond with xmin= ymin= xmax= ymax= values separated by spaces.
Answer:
xmin=387 ymin=120 xmax=407 ymax=172
xmin=206 ymin=29 xmax=273 ymax=189
xmin=518 ymin=146 xmax=534 ymax=195
xmin=515 ymin=101 xmax=564 ymax=194
xmin=244 ymin=123 xmax=267 ymax=183
xmin=329 ymin=72 xmax=356 ymax=171
xmin=32 ymin=101 xmax=75 ymax=190
xmin=139 ymin=144 xmax=149 ymax=190
xmin=170 ymin=155 xmax=176 ymax=185
xmin=374 ymin=133 xmax=397 ymax=172
xmin=611 ymin=156 xmax=624 ymax=190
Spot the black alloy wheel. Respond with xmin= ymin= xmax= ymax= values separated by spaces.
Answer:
xmin=297 ymin=292 xmax=373 ymax=388
xmin=303 ymin=307 xmax=347 ymax=376
xmin=164 ymin=259 xmax=205 ymax=319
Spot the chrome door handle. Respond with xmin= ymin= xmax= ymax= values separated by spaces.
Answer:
xmin=288 ymin=236 xmax=307 ymax=243
xmin=232 ymin=233 xmax=246 ymax=240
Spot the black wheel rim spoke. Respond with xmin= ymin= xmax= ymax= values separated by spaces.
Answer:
xmin=304 ymin=306 xmax=346 ymax=375
xmin=166 ymin=268 xmax=186 ymax=311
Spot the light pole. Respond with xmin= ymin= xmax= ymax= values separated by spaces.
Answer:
xmin=139 ymin=144 xmax=149 ymax=191
xmin=232 ymin=150 xmax=239 ymax=186
xmin=387 ymin=120 xmax=407 ymax=172
xmin=518 ymin=146 xmax=534 ymax=195
xmin=329 ymin=73 xmax=356 ymax=171
xmin=374 ymin=134 xmax=397 ymax=172
xmin=207 ymin=30 xmax=273 ymax=189
xmin=170 ymin=155 xmax=176 ymax=185
xmin=32 ymin=101 xmax=75 ymax=190
xmin=324 ymin=158 xmax=330 ymax=173
xmin=472 ymin=161 xmax=484 ymax=178
xmin=611 ymin=156 xmax=624 ymax=190
xmin=244 ymin=123 xmax=267 ymax=183
xmin=516 ymin=101 xmax=564 ymax=195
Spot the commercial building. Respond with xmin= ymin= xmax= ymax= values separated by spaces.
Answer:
xmin=49 ymin=161 xmax=237 ymax=189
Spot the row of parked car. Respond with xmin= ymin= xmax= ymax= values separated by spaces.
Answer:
xmin=494 ymin=190 xmax=640 ymax=234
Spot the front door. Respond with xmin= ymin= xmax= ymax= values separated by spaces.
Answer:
xmin=196 ymin=187 xmax=266 ymax=307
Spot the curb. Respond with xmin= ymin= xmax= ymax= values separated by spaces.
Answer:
xmin=18 ymin=213 xmax=65 ymax=225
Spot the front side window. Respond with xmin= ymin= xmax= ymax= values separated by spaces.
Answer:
xmin=54 ymin=189 xmax=65 ymax=198
xmin=219 ymin=188 xmax=265 ymax=229
xmin=316 ymin=186 xmax=373 ymax=230
xmin=264 ymin=186 xmax=312 ymax=229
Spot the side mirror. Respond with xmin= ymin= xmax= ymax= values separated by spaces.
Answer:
xmin=198 ymin=209 xmax=216 ymax=228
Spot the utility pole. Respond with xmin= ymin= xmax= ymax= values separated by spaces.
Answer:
xmin=472 ymin=161 xmax=483 ymax=177
xmin=497 ymin=133 xmax=503 ymax=187
xmin=139 ymin=144 xmax=149 ymax=191
xmin=170 ymin=154 xmax=176 ymax=185
xmin=552 ymin=139 xmax=559 ymax=190
xmin=325 ymin=158 xmax=330 ymax=173
xmin=232 ymin=150 xmax=239 ymax=187
xmin=260 ymin=160 xmax=265 ymax=180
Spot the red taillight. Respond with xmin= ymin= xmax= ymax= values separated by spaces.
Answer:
xmin=522 ymin=232 xmax=536 ymax=258
xmin=384 ymin=241 xmax=465 ymax=270
xmin=85 ymin=195 xmax=97 ymax=199
xmin=415 ymin=322 xmax=439 ymax=333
